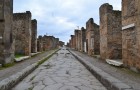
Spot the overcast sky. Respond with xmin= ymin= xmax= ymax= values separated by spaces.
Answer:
xmin=13 ymin=0 xmax=121 ymax=44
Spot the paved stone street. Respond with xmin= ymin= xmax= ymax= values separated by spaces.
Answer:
xmin=13 ymin=48 xmax=107 ymax=90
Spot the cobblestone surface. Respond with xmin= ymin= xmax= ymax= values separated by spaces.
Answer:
xmin=13 ymin=48 xmax=107 ymax=90
xmin=71 ymin=50 xmax=140 ymax=90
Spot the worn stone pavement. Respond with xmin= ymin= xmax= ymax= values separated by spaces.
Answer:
xmin=12 ymin=48 xmax=107 ymax=90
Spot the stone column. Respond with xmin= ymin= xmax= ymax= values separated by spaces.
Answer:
xmin=0 ymin=0 xmax=14 ymax=65
xmin=31 ymin=19 xmax=37 ymax=53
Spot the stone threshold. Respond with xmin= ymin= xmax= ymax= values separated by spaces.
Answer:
xmin=106 ymin=59 xmax=123 ymax=67
xmin=15 ymin=56 xmax=30 ymax=62
xmin=14 ymin=52 xmax=41 ymax=62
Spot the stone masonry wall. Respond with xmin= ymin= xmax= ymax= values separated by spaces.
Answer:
xmin=100 ymin=3 xmax=122 ymax=60
xmin=122 ymin=0 xmax=140 ymax=71
xmin=13 ymin=11 xmax=32 ymax=56
xmin=31 ymin=19 xmax=37 ymax=53
xmin=75 ymin=30 xmax=79 ymax=50
xmin=0 ymin=0 xmax=14 ymax=65
xmin=81 ymin=27 xmax=86 ymax=52
xmin=93 ymin=23 xmax=100 ymax=55
xmin=37 ymin=36 xmax=43 ymax=52
xmin=77 ymin=30 xmax=81 ymax=51
xmin=86 ymin=18 xmax=100 ymax=56
xmin=71 ymin=35 xmax=74 ymax=49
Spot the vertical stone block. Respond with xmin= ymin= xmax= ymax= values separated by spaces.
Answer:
xmin=75 ymin=30 xmax=79 ymax=50
xmin=86 ymin=18 xmax=100 ymax=56
xmin=31 ymin=19 xmax=37 ymax=53
xmin=37 ymin=35 xmax=43 ymax=52
xmin=0 ymin=0 xmax=14 ymax=65
xmin=99 ymin=3 xmax=122 ymax=60
xmin=13 ymin=11 xmax=32 ymax=56
xmin=81 ymin=27 xmax=86 ymax=52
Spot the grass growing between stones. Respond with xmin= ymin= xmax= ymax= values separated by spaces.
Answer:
xmin=37 ymin=54 xmax=53 ymax=66
xmin=30 ymin=75 xmax=36 ymax=81
xmin=15 ymin=54 xmax=25 ymax=58
xmin=37 ymin=49 xmax=59 ymax=66
xmin=0 ymin=63 xmax=15 ymax=70
xmin=121 ymin=68 xmax=140 ymax=77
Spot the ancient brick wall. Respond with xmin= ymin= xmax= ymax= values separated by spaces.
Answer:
xmin=31 ymin=19 xmax=37 ymax=53
xmin=55 ymin=38 xmax=59 ymax=48
xmin=70 ymin=35 xmax=73 ymax=49
xmin=59 ymin=41 xmax=64 ymax=47
xmin=42 ymin=36 xmax=58 ymax=50
xmin=13 ymin=11 xmax=32 ymax=56
xmin=37 ymin=36 xmax=43 ymax=52
xmin=78 ymin=30 xmax=82 ymax=51
xmin=122 ymin=0 xmax=140 ymax=71
xmin=93 ymin=23 xmax=100 ymax=55
xmin=81 ymin=27 xmax=86 ymax=52
xmin=75 ymin=30 xmax=79 ymax=50
xmin=86 ymin=18 xmax=100 ymax=56
xmin=73 ymin=35 xmax=76 ymax=49
xmin=0 ymin=0 xmax=14 ymax=65
xmin=100 ymin=3 xmax=122 ymax=60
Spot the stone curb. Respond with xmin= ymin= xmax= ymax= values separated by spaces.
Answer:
xmin=0 ymin=49 xmax=59 ymax=90
xmin=69 ymin=50 xmax=133 ymax=90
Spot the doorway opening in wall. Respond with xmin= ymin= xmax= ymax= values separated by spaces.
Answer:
xmin=86 ymin=39 xmax=88 ymax=53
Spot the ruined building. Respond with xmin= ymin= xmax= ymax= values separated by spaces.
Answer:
xmin=80 ymin=27 xmax=86 ymax=52
xmin=13 ymin=11 xmax=32 ymax=56
xmin=122 ymin=0 xmax=140 ymax=71
xmin=0 ymin=0 xmax=14 ymax=65
xmin=59 ymin=41 xmax=65 ymax=47
xmin=86 ymin=18 xmax=100 ymax=56
xmin=31 ymin=19 xmax=37 ymax=53
xmin=38 ymin=35 xmax=60 ymax=51
xmin=99 ymin=3 xmax=122 ymax=60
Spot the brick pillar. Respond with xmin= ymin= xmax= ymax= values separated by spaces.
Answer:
xmin=86 ymin=18 xmax=100 ymax=56
xmin=37 ymin=36 xmax=43 ymax=52
xmin=100 ymin=3 xmax=122 ymax=60
xmin=0 ymin=0 xmax=14 ymax=65
xmin=75 ymin=30 xmax=79 ymax=50
xmin=13 ymin=11 xmax=32 ymax=56
xmin=81 ymin=27 xmax=86 ymax=52
xmin=31 ymin=19 xmax=37 ymax=53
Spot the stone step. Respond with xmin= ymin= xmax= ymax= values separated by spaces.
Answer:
xmin=15 ymin=56 xmax=30 ymax=62
xmin=106 ymin=59 xmax=123 ymax=67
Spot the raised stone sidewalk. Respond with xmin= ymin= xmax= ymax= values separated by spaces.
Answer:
xmin=69 ymin=50 xmax=133 ymax=90
xmin=0 ymin=49 xmax=58 ymax=90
